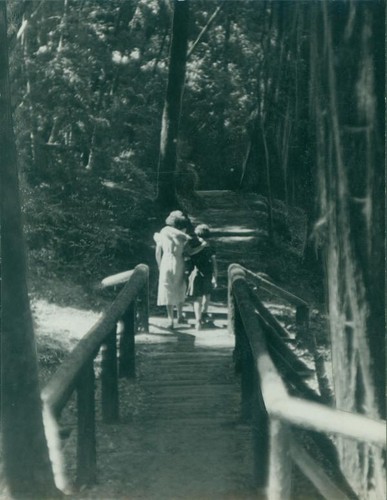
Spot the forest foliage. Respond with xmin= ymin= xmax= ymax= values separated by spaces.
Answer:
xmin=7 ymin=1 xmax=384 ymax=287
xmin=8 ymin=0 xmax=320 ymax=290
xmin=4 ymin=1 xmax=385 ymax=497
xmin=6 ymin=1 xmax=245 ymax=287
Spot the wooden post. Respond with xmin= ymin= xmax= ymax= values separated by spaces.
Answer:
xmin=240 ymin=311 xmax=254 ymax=421
xmin=140 ymin=271 xmax=149 ymax=333
xmin=228 ymin=264 xmax=246 ymax=336
xmin=76 ymin=360 xmax=96 ymax=487
xmin=229 ymin=265 xmax=256 ymax=421
xmin=119 ymin=302 xmax=136 ymax=378
xmin=252 ymin=379 xmax=269 ymax=489
xmin=101 ymin=326 xmax=119 ymax=423
xmin=228 ymin=270 xmax=236 ymax=336
xmin=267 ymin=419 xmax=292 ymax=500
xmin=230 ymin=294 xmax=242 ymax=375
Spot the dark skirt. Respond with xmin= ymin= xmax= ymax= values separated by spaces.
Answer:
xmin=187 ymin=268 xmax=213 ymax=297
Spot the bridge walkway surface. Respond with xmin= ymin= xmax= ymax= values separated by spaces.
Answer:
xmin=66 ymin=305 xmax=257 ymax=499
xmin=63 ymin=191 xmax=274 ymax=498
xmin=48 ymin=190 xmax=382 ymax=500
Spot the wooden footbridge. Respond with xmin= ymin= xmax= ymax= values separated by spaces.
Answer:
xmin=41 ymin=192 xmax=386 ymax=499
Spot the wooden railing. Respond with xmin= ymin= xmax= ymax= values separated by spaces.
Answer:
xmin=239 ymin=265 xmax=309 ymax=339
xmin=41 ymin=264 xmax=149 ymax=488
xmin=228 ymin=264 xmax=386 ymax=500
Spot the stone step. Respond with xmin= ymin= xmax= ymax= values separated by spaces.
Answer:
xmin=144 ymin=359 xmax=232 ymax=367
xmin=144 ymin=400 xmax=239 ymax=410
xmin=143 ymin=352 xmax=232 ymax=359
xmin=141 ymin=409 xmax=239 ymax=420
xmin=145 ymin=387 xmax=237 ymax=397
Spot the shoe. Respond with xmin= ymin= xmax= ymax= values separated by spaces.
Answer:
xmin=195 ymin=321 xmax=202 ymax=331
xmin=177 ymin=316 xmax=188 ymax=324
xmin=167 ymin=322 xmax=174 ymax=329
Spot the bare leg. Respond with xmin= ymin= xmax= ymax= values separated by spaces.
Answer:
xmin=202 ymin=294 xmax=210 ymax=315
xmin=193 ymin=299 xmax=202 ymax=329
xmin=166 ymin=305 xmax=174 ymax=328
xmin=177 ymin=302 xmax=184 ymax=322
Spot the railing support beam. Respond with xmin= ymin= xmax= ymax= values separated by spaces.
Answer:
xmin=268 ymin=419 xmax=292 ymax=500
xmin=236 ymin=305 xmax=254 ymax=421
xmin=140 ymin=267 xmax=149 ymax=333
xmin=101 ymin=326 xmax=119 ymax=423
xmin=241 ymin=345 xmax=254 ymax=421
xmin=76 ymin=360 xmax=96 ymax=487
xmin=228 ymin=264 xmax=245 ymax=335
xmin=119 ymin=302 xmax=136 ymax=379
xmin=252 ymin=381 xmax=269 ymax=489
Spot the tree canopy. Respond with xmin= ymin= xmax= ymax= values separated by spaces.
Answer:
xmin=7 ymin=1 xmax=316 ymax=281
xmin=4 ymin=2 xmax=385 ymax=495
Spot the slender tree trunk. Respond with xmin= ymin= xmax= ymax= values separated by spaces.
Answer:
xmin=186 ymin=5 xmax=222 ymax=60
xmin=281 ymin=102 xmax=292 ymax=205
xmin=152 ymin=27 xmax=169 ymax=76
xmin=261 ymin=121 xmax=274 ymax=242
xmin=22 ymin=18 xmax=41 ymax=182
xmin=156 ymin=0 xmax=189 ymax=209
xmin=57 ymin=0 xmax=68 ymax=52
xmin=114 ymin=0 xmax=136 ymax=35
xmin=218 ymin=6 xmax=231 ymax=187
xmin=86 ymin=125 xmax=97 ymax=171
xmin=0 ymin=2 xmax=60 ymax=497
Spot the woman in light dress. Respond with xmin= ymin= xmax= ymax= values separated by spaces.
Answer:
xmin=154 ymin=211 xmax=191 ymax=329
xmin=154 ymin=211 xmax=206 ymax=329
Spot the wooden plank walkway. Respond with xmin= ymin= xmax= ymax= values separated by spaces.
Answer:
xmin=65 ymin=191 xmax=270 ymax=498
xmin=67 ymin=305 xmax=257 ymax=499
xmin=132 ymin=311 xmax=255 ymax=499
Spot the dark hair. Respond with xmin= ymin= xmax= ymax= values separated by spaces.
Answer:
xmin=195 ymin=224 xmax=211 ymax=238
xmin=165 ymin=210 xmax=188 ymax=230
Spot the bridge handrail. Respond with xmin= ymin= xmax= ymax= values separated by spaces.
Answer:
xmin=229 ymin=266 xmax=385 ymax=444
xmin=228 ymin=263 xmax=386 ymax=499
xmin=41 ymin=263 xmax=149 ymax=487
xmin=239 ymin=265 xmax=310 ymax=340
xmin=240 ymin=265 xmax=309 ymax=308
xmin=100 ymin=269 xmax=135 ymax=288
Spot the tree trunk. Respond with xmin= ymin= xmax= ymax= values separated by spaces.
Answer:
xmin=311 ymin=2 xmax=385 ymax=497
xmin=57 ymin=0 xmax=68 ymax=53
xmin=218 ymin=6 xmax=231 ymax=187
xmin=260 ymin=121 xmax=274 ymax=242
xmin=0 ymin=2 xmax=60 ymax=497
xmin=22 ymin=16 xmax=47 ymax=185
xmin=156 ymin=0 xmax=189 ymax=209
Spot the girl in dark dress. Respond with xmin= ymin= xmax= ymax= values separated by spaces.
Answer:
xmin=187 ymin=224 xmax=218 ymax=330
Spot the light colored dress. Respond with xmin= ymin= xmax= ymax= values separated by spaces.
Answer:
xmin=154 ymin=226 xmax=190 ymax=306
